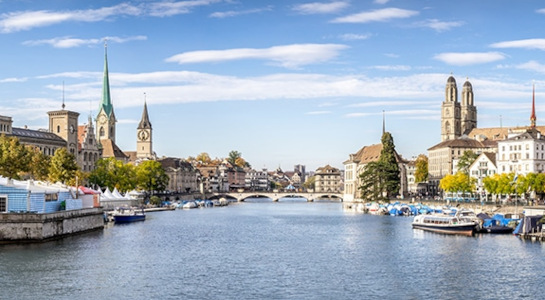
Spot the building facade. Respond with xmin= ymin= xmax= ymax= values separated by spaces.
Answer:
xmin=441 ymin=76 xmax=477 ymax=142
xmin=314 ymin=165 xmax=342 ymax=193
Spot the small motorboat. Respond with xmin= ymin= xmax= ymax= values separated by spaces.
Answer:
xmin=113 ymin=208 xmax=145 ymax=223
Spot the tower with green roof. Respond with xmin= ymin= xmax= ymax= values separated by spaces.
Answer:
xmin=96 ymin=42 xmax=116 ymax=143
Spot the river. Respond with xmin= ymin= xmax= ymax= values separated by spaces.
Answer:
xmin=1 ymin=199 xmax=544 ymax=299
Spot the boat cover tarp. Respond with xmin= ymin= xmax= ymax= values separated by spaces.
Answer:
xmin=513 ymin=215 xmax=543 ymax=235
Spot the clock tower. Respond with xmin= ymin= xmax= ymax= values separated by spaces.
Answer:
xmin=136 ymin=101 xmax=153 ymax=159
xmin=48 ymin=108 xmax=79 ymax=157
xmin=96 ymin=42 xmax=117 ymax=143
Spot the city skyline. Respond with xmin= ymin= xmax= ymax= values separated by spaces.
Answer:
xmin=0 ymin=1 xmax=545 ymax=170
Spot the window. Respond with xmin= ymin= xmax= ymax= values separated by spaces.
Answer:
xmin=57 ymin=125 xmax=60 ymax=133
xmin=45 ymin=193 xmax=58 ymax=202
xmin=0 ymin=196 xmax=6 ymax=212
xmin=526 ymin=144 xmax=530 ymax=150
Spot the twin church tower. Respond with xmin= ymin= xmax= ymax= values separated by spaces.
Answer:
xmin=440 ymin=75 xmax=477 ymax=141
xmin=95 ymin=44 xmax=153 ymax=160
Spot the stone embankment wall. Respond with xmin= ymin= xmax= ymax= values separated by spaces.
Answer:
xmin=0 ymin=208 xmax=104 ymax=243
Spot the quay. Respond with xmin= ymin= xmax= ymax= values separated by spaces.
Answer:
xmin=0 ymin=208 xmax=104 ymax=244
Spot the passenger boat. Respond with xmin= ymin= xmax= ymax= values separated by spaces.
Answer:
xmin=113 ymin=208 xmax=146 ymax=223
xmin=412 ymin=211 xmax=478 ymax=236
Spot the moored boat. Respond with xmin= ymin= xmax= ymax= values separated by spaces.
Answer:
xmin=412 ymin=211 xmax=478 ymax=236
xmin=113 ymin=208 xmax=145 ymax=223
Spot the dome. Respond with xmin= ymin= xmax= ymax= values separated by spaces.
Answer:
xmin=463 ymin=80 xmax=472 ymax=89
xmin=447 ymin=76 xmax=456 ymax=84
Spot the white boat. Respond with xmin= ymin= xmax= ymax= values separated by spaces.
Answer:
xmin=182 ymin=201 xmax=197 ymax=209
xmin=412 ymin=210 xmax=478 ymax=236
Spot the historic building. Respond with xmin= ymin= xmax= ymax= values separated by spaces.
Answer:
xmin=77 ymin=116 xmax=101 ymax=172
xmin=495 ymin=89 xmax=545 ymax=176
xmin=314 ymin=164 xmax=342 ymax=193
xmin=158 ymin=157 xmax=199 ymax=193
xmin=343 ymin=143 xmax=408 ymax=202
xmin=136 ymin=102 xmax=153 ymax=159
xmin=245 ymin=168 xmax=270 ymax=191
xmin=469 ymin=152 xmax=497 ymax=196
xmin=441 ymin=76 xmax=477 ymax=141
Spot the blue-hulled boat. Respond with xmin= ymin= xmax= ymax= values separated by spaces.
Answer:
xmin=113 ymin=208 xmax=146 ymax=223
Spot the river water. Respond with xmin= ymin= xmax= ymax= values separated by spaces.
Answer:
xmin=1 ymin=199 xmax=545 ymax=299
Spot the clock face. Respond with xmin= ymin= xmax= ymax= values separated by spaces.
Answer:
xmin=139 ymin=130 xmax=148 ymax=141
xmin=98 ymin=115 xmax=106 ymax=124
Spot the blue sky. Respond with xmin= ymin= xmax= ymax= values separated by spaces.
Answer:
xmin=1 ymin=0 xmax=545 ymax=171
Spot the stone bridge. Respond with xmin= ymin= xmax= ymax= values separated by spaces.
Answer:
xmin=212 ymin=191 xmax=343 ymax=202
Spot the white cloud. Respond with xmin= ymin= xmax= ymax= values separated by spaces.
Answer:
xmin=0 ymin=77 xmax=27 ymax=83
xmin=210 ymin=6 xmax=273 ymax=18
xmin=0 ymin=1 xmax=222 ymax=32
xmin=350 ymin=101 xmax=437 ymax=108
xmin=490 ymin=38 xmax=545 ymax=51
xmin=23 ymin=35 xmax=147 ymax=48
xmin=414 ymin=19 xmax=464 ymax=32
xmin=433 ymin=52 xmax=506 ymax=66
xmin=514 ymin=60 xmax=545 ymax=73
xmin=331 ymin=8 xmax=418 ymax=23
xmin=165 ymin=44 xmax=349 ymax=68
xmin=374 ymin=0 xmax=390 ymax=4
xmin=0 ymin=3 xmax=141 ymax=33
xmin=305 ymin=111 xmax=331 ymax=115
xmin=370 ymin=65 xmax=411 ymax=71
xmin=338 ymin=33 xmax=370 ymax=41
xmin=292 ymin=1 xmax=349 ymax=15
xmin=536 ymin=8 xmax=545 ymax=14
xmin=345 ymin=109 xmax=437 ymax=118
xmin=147 ymin=0 xmax=221 ymax=17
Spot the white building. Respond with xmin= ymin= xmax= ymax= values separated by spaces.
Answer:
xmin=496 ymin=128 xmax=545 ymax=175
xmin=469 ymin=152 xmax=497 ymax=194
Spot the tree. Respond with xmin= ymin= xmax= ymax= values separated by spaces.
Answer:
xmin=414 ymin=154 xmax=428 ymax=183
xmin=457 ymin=150 xmax=478 ymax=175
xmin=0 ymin=135 xmax=31 ymax=179
xmin=378 ymin=132 xmax=400 ymax=198
xmin=303 ymin=175 xmax=315 ymax=190
xmin=439 ymin=172 xmax=476 ymax=194
xmin=196 ymin=152 xmax=211 ymax=165
xmin=359 ymin=161 xmax=387 ymax=201
xmin=136 ymin=160 xmax=169 ymax=195
xmin=227 ymin=150 xmax=241 ymax=166
xmin=88 ymin=158 xmax=137 ymax=191
xmin=25 ymin=146 xmax=50 ymax=181
xmin=48 ymin=148 xmax=79 ymax=184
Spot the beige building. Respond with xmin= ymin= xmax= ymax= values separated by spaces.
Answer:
xmin=441 ymin=76 xmax=477 ymax=142
xmin=427 ymin=137 xmax=496 ymax=195
xmin=77 ymin=116 xmax=101 ymax=172
xmin=343 ymin=143 xmax=407 ymax=202
xmin=159 ymin=157 xmax=199 ymax=193
xmin=314 ymin=165 xmax=342 ymax=193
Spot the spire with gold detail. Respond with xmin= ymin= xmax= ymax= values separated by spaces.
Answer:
xmin=531 ymin=82 xmax=536 ymax=128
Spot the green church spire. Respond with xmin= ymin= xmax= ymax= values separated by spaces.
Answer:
xmin=100 ymin=41 xmax=113 ymax=117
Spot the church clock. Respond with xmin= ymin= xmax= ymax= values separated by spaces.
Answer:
xmin=138 ymin=130 xmax=149 ymax=141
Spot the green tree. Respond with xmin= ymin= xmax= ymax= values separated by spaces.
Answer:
xmin=378 ymin=132 xmax=400 ymax=199
xmin=0 ymin=135 xmax=31 ymax=179
xmin=25 ymin=146 xmax=50 ymax=181
xmin=88 ymin=158 xmax=137 ymax=191
xmin=136 ymin=160 xmax=169 ymax=195
xmin=48 ymin=148 xmax=79 ymax=184
xmin=359 ymin=161 xmax=387 ymax=201
xmin=457 ymin=150 xmax=478 ymax=175
xmin=303 ymin=175 xmax=315 ymax=190
xmin=414 ymin=154 xmax=428 ymax=183
xmin=227 ymin=150 xmax=241 ymax=166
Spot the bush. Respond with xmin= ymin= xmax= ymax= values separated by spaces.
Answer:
xmin=150 ymin=196 xmax=161 ymax=206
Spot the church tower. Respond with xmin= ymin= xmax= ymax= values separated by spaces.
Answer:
xmin=136 ymin=101 xmax=153 ymax=159
xmin=96 ymin=43 xmax=116 ymax=143
xmin=441 ymin=75 xmax=461 ymax=141
xmin=531 ymin=83 xmax=537 ymax=128
xmin=48 ymin=97 xmax=79 ymax=157
xmin=461 ymin=78 xmax=477 ymax=135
